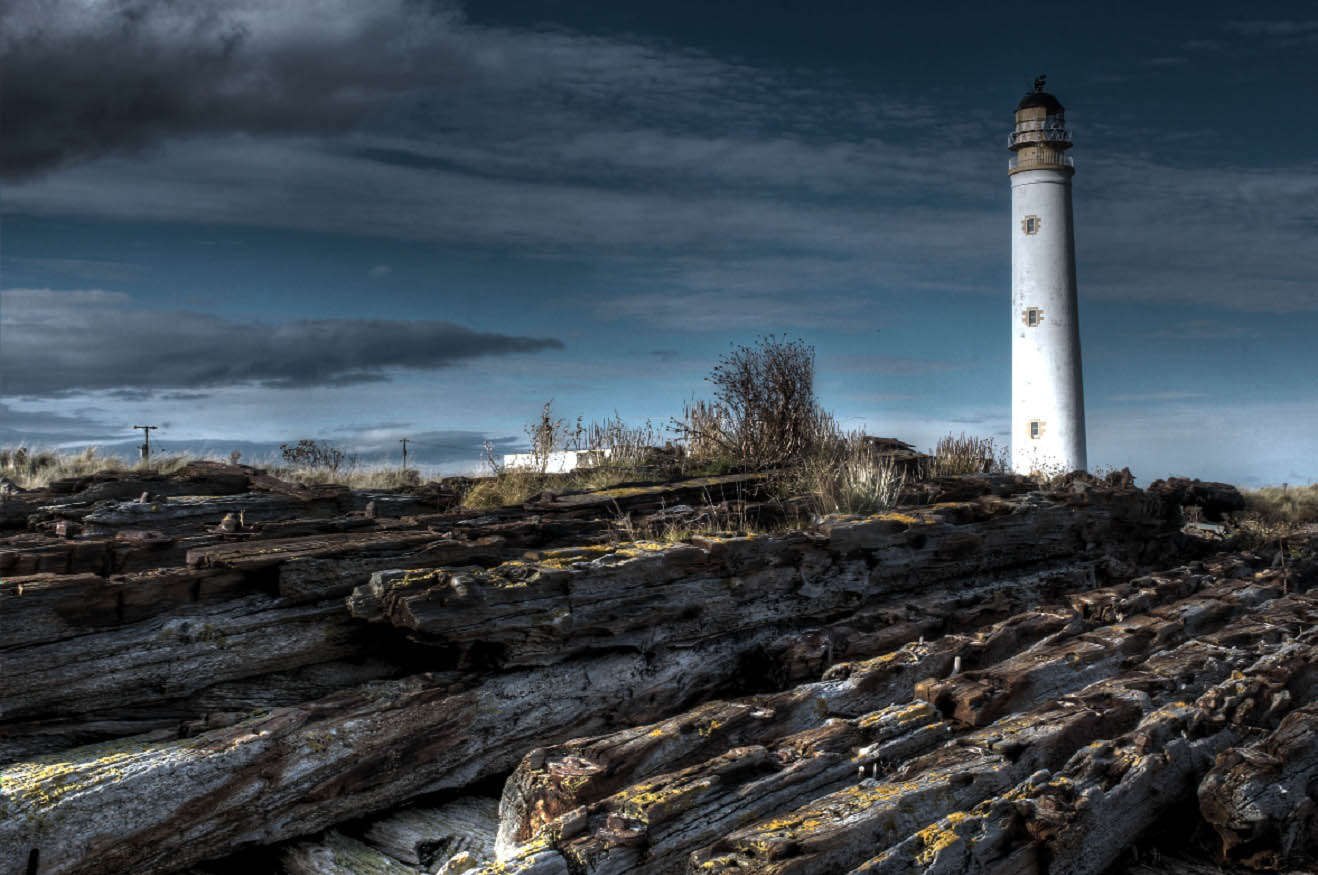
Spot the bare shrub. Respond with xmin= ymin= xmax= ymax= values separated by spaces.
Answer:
xmin=570 ymin=412 xmax=664 ymax=470
xmin=279 ymin=439 xmax=357 ymax=475
xmin=675 ymin=399 xmax=733 ymax=465
xmin=525 ymin=402 xmax=568 ymax=473
xmin=675 ymin=335 xmax=830 ymax=469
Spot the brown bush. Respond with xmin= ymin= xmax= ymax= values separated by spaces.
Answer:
xmin=675 ymin=335 xmax=831 ymax=469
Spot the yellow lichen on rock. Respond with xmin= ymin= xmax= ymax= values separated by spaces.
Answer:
xmin=1 ymin=737 xmax=188 ymax=814
xmin=697 ymin=719 xmax=724 ymax=737
xmin=913 ymin=810 xmax=969 ymax=865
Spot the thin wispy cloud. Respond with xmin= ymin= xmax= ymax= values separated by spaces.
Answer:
xmin=4 ymin=256 xmax=146 ymax=284
xmin=0 ymin=289 xmax=563 ymax=396
xmin=1105 ymin=391 xmax=1209 ymax=402
xmin=0 ymin=403 xmax=114 ymax=440
xmin=1136 ymin=320 xmax=1260 ymax=340
xmin=1223 ymin=19 xmax=1318 ymax=42
xmin=828 ymin=355 xmax=965 ymax=375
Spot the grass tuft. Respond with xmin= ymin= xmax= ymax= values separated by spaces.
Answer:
xmin=1 ymin=445 xmax=205 ymax=490
xmin=930 ymin=433 xmax=1006 ymax=477
xmin=787 ymin=431 xmax=906 ymax=515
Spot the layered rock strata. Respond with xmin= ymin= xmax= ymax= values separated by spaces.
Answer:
xmin=4 ymin=465 xmax=1304 ymax=875
xmin=488 ymin=559 xmax=1318 ymax=875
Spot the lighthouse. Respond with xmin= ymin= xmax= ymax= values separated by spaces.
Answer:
xmin=1009 ymin=75 xmax=1087 ymax=475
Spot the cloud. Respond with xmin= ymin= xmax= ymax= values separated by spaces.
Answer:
xmin=828 ymin=355 xmax=965 ymax=375
xmin=3 ymin=0 xmax=919 ymax=182
xmin=1105 ymin=392 xmax=1209 ymax=402
xmin=321 ymin=427 xmax=523 ymax=466
xmin=1135 ymin=320 xmax=1260 ymax=341
xmin=1088 ymin=399 xmax=1318 ymax=487
xmin=368 ymin=264 xmax=392 ymax=278
xmin=0 ymin=0 xmax=475 ymax=179
xmin=841 ymin=392 xmax=918 ymax=402
xmin=3 ymin=0 xmax=1318 ymax=322
xmin=6 ymin=432 xmax=518 ymax=472
xmin=1223 ymin=20 xmax=1318 ymax=41
xmin=5 ymin=256 xmax=146 ymax=284
xmin=0 ymin=402 xmax=117 ymax=443
xmin=0 ymin=289 xmax=563 ymax=396
xmin=850 ymin=399 xmax=1318 ymax=488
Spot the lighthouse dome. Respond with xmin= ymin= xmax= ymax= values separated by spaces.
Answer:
xmin=1017 ymin=90 xmax=1064 ymax=114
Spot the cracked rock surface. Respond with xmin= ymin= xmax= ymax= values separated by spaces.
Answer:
xmin=3 ymin=464 xmax=1313 ymax=875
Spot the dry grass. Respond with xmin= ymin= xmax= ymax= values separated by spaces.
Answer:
xmin=464 ymin=406 xmax=681 ymax=509
xmin=789 ymin=432 xmax=906 ymax=515
xmin=461 ymin=471 xmax=550 ymax=509
xmin=1234 ymin=484 xmax=1318 ymax=550
xmin=272 ymin=466 xmax=425 ymax=490
xmin=0 ymin=444 xmax=441 ymax=493
xmin=610 ymin=495 xmax=810 ymax=545
xmin=1243 ymin=483 xmax=1318 ymax=527
xmin=460 ymin=465 xmax=660 ymax=509
xmin=1 ymin=445 xmax=202 ymax=490
xmin=930 ymin=433 xmax=1006 ymax=476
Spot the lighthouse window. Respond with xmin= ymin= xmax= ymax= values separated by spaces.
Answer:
xmin=1026 ymin=308 xmax=1040 ymax=327
xmin=1022 ymin=215 xmax=1041 ymax=235
xmin=1028 ymin=420 xmax=1043 ymax=440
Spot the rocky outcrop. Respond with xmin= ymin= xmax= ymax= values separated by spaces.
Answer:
xmin=1199 ymin=702 xmax=1318 ymax=869
xmin=5 ymin=463 xmax=1310 ymax=875
xmin=484 ymin=557 xmax=1312 ymax=875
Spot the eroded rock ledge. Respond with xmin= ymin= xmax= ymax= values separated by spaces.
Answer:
xmin=3 ymin=464 xmax=1311 ymax=875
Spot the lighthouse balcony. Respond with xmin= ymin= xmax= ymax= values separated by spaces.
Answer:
xmin=1009 ymin=152 xmax=1075 ymax=171
xmin=1008 ymin=127 xmax=1071 ymax=147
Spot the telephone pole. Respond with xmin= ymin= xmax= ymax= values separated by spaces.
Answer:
xmin=133 ymin=425 xmax=158 ymax=462
xmin=400 ymin=438 xmax=410 ymax=470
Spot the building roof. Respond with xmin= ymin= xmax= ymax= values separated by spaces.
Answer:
xmin=1018 ymin=76 xmax=1064 ymax=113
xmin=1017 ymin=90 xmax=1064 ymax=113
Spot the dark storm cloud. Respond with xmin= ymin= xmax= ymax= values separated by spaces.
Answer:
xmin=7 ymin=1 xmax=1318 ymax=320
xmin=0 ymin=289 xmax=563 ymax=396
xmin=75 ymin=431 xmax=518 ymax=468
xmin=0 ymin=403 xmax=114 ymax=439
xmin=322 ymin=428 xmax=523 ymax=465
xmin=1 ymin=0 xmax=921 ymax=183
xmin=0 ymin=0 xmax=485 ymax=179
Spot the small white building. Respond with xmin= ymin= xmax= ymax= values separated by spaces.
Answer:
xmin=1009 ymin=76 xmax=1087 ymax=475
xmin=502 ymin=447 xmax=615 ymax=474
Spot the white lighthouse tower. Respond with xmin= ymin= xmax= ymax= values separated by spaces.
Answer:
xmin=1009 ymin=75 xmax=1087 ymax=475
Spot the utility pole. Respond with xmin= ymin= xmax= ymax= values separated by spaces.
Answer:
xmin=133 ymin=425 xmax=158 ymax=462
xmin=400 ymin=438 xmax=410 ymax=470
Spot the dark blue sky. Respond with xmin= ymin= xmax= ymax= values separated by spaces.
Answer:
xmin=1 ymin=1 xmax=1315 ymax=484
